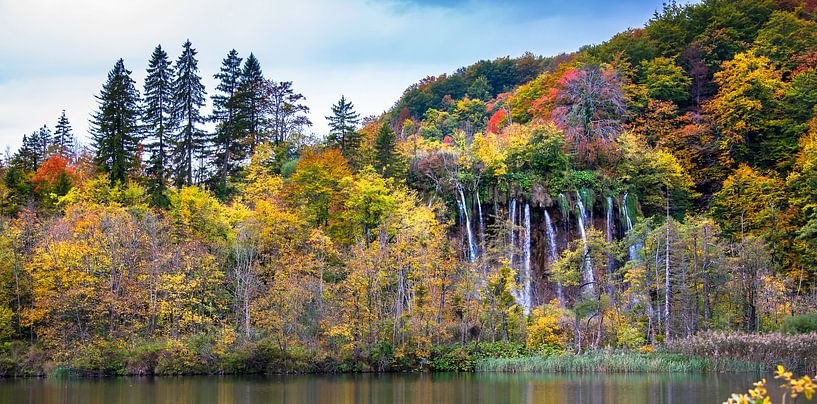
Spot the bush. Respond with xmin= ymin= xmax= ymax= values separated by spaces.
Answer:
xmin=781 ymin=313 xmax=817 ymax=335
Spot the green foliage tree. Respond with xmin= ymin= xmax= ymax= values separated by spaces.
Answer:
xmin=641 ymin=57 xmax=692 ymax=104
xmin=90 ymin=58 xmax=142 ymax=185
xmin=171 ymin=40 xmax=207 ymax=186
xmin=374 ymin=123 xmax=400 ymax=178
xmin=326 ymin=95 xmax=361 ymax=158
xmin=211 ymin=49 xmax=245 ymax=195
xmin=143 ymin=45 xmax=175 ymax=206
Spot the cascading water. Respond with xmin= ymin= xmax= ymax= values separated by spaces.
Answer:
xmin=557 ymin=193 xmax=569 ymax=232
xmin=457 ymin=185 xmax=477 ymax=262
xmin=509 ymin=198 xmax=517 ymax=268
xmin=576 ymin=191 xmax=595 ymax=299
xmin=544 ymin=210 xmax=564 ymax=305
xmin=517 ymin=203 xmax=532 ymax=314
xmin=622 ymin=192 xmax=643 ymax=262
xmin=606 ymin=196 xmax=615 ymax=275
xmin=476 ymin=191 xmax=485 ymax=256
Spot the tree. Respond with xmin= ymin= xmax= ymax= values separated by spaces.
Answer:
xmin=27 ymin=126 xmax=52 ymax=168
xmin=705 ymin=51 xmax=787 ymax=169
xmin=211 ymin=49 xmax=245 ymax=194
xmin=90 ymin=58 xmax=142 ymax=184
xmin=238 ymin=53 xmax=265 ymax=155
xmin=374 ymin=123 xmax=399 ymax=178
xmin=262 ymin=80 xmax=311 ymax=147
xmin=641 ymin=57 xmax=692 ymax=104
xmin=466 ymin=75 xmax=492 ymax=101
xmin=53 ymin=110 xmax=75 ymax=156
xmin=550 ymin=65 xmax=628 ymax=166
xmin=171 ymin=40 xmax=207 ymax=186
xmin=326 ymin=96 xmax=361 ymax=158
xmin=143 ymin=45 xmax=175 ymax=206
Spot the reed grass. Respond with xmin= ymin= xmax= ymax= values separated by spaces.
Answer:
xmin=475 ymin=352 xmax=764 ymax=373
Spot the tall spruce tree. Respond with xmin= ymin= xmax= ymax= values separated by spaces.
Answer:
xmin=143 ymin=45 xmax=175 ymax=206
xmin=238 ymin=53 xmax=265 ymax=155
xmin=13 ymin=127 xmax=50 ymax=172
xmin=374 ymin=123 xmax=399 ymax=178
xmin=53 ymin=110 xmax=75 ymax=155
xmin=30 ymin=125 xmax=52 ymax=162
xmin=171 ymin=40 xmax=207 ymax=186
xmin=211 ymin=49 xmax=245 ymax=193
xmin=326 ymin=95 xmax=360 ymax=157
xmin=90 ymin=58 xmax=141 ymax=184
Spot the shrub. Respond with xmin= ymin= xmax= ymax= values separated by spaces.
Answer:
xmin=782 ymin=313 xmax=817 ymax=334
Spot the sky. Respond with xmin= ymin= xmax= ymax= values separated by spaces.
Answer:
xmin=0 ymin=0 xmax=693 ymax=153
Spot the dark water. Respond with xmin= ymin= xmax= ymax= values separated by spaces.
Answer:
xmin=0 ymin=372 xmax=772 ymax=404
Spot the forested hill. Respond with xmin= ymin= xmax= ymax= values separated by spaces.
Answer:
xmin=1 ymin=0 xmax=817 ymax=375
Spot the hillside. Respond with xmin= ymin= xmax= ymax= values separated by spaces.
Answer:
xmin=0 ymin=0 xmax=816 ymax=375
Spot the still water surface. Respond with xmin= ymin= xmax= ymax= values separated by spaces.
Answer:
xmin=0 ymin=372 xmax=771 ymax=404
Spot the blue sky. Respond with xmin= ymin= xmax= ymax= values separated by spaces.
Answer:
xmin=0 ymin=0 xmax=693 ymax=152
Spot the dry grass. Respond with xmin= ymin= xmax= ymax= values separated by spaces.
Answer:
xmin=666 ymin=332 xmax=817 ymax=373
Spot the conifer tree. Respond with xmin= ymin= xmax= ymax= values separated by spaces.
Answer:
xmin=211 ymin=49 xmax=245 ymax=193
xmin=238 ymin=53 xmax=265 ymax=155
xmin=90 ymin=58 xmax=141 ymax=184
xmin=171 ymin=40 xmax=207 ymax=186
xmin=30 ymin=125 xmax=52 ymax=162
xmin=53 ymin=110 xmax=75 ymax=155
xmin=326 ymin=95 xmax=360 ymax=157
xmin=143 ymin=45 xmax=175 ymax=206
xmin=374 ymin=123 xmax=399 ymax=178
xmin=13 ymin=127 xmax=50 ymax=172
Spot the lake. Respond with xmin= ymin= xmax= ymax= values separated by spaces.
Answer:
xmin=0 ymin=372 xmax=772 ymax=404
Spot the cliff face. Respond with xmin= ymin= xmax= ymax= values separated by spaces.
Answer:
xmin=456 ymin=189 xmax=642 ymax=310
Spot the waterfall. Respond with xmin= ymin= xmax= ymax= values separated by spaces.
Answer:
xmin=457 ymin=185 xmax=477 ymax=262
xmin=557 ymin=193 xmax=569 ymax=231
xmin=606 ymin=196 xmax=615 ymax=274
xmin=622 ymin=192 xmax=643 ymax=262
xmin=576 ymin=191 xmax=595 ymax=298
xmin=476 ymin=191 xmax=485 ymax=256
xmin=517 ymin=203 xmax=532 ymax=314
xmin=544 ymin=210 xmax=564 ymax=305
xmin=509 ymin=198 xmax=517 ymax=268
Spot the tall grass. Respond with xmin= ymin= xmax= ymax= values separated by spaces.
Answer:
xmin=476 ymin=352 xmax=764 ymax=373
xmin=666 ymin=332 xmax=817 ymax=373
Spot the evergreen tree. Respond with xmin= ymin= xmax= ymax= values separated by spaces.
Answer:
xmin=91 ymin=59 xmax=142 ymax=184
xmin=12 ymin=132 xmax=41 ymax=171
xmin=374 ymin=123 xmax=399 ymax=177
xmin=53 ymin=110 xmax=75 ymax=155
xmin=211 ymin=49 xmax=245 ymax=193
xmin=30 ymin=125 xmax=52 ymax=163
xmin=143 ymin=45 xmax=175 ymax=206
xmin=171 ymin=40 xmax=207 ymax=186
xmin=467 ymin=75 xmax=493 ymax=101
xmin=239 ymin=53 xmax=265 ymax=155
xmin=326 ymin=95 xmax=360 ymax=157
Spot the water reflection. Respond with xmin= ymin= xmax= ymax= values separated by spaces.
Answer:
xmin=0 ymin=372 xmax=772 ymax=404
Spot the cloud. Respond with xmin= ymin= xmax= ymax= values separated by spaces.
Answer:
xmin=0 ymin=0 xmax=676 ymax=151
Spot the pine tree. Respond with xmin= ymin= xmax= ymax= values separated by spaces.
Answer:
xmin=30 ymin=125 xmax=52 ymax=162
xmin=171 ymin=40 xmax=207 ymax=186
xmin=53 ymin=110 xmax=75 ymax=155
xmin=374 ymin=123 xmax=400 ymax=177
xmin=326 ymin=95 xmax=360 ymax=157
xmin=211 ymin=49 xmax=245 ymax=193
xmin=143 ymin=45 xmax=175 ymax=206
xmin=12 ymin=132 xmax=42 ymax=171
xmin=91 ymin=59 xmax=142 ymax=184
xmin=238 ymin=53 xmax=265 ymax=155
